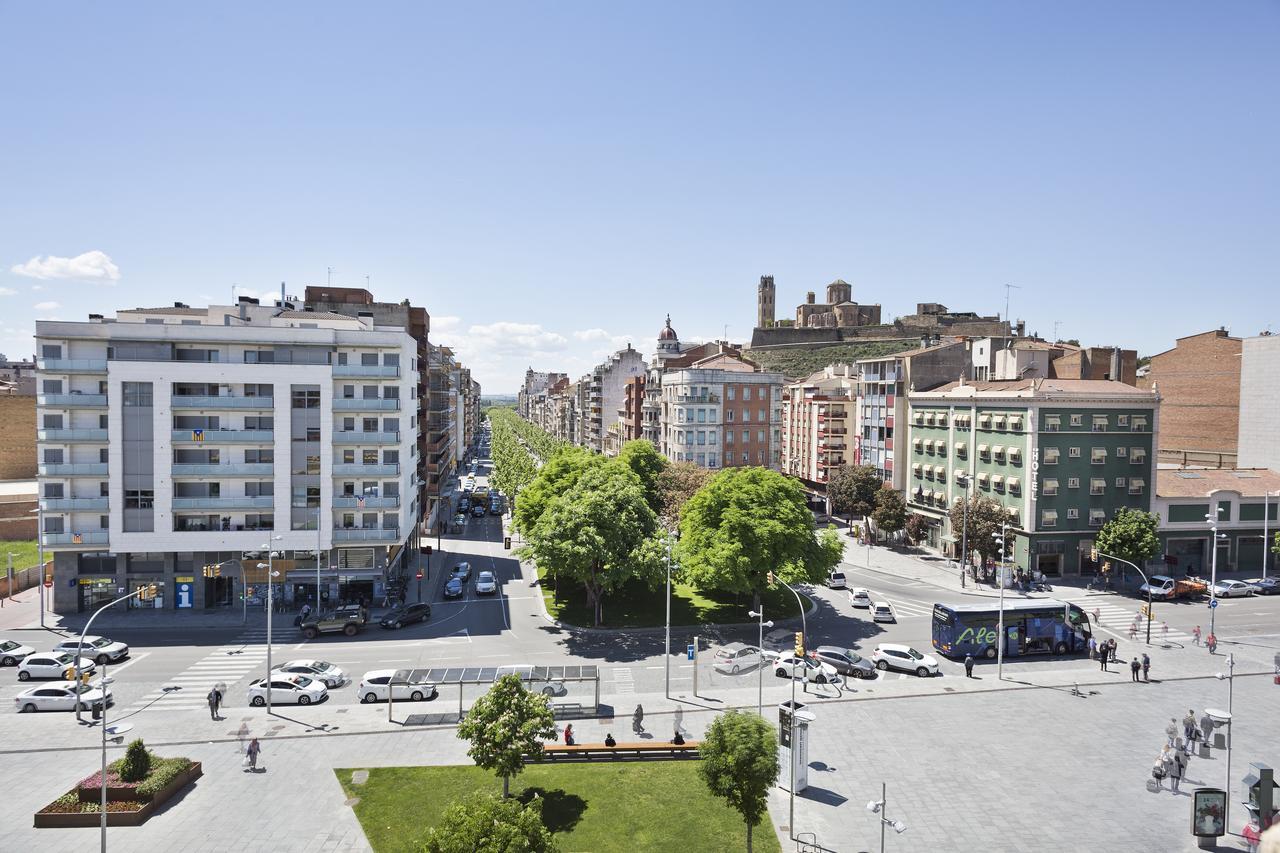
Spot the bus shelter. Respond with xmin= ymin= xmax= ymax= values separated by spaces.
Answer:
xmin=393 ymin=664 xmax=601 ymax=720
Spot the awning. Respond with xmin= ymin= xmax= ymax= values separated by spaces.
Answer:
xmin=954 ymin=441 xmax=967 ymax=453
xmin=978 ymin=444 xmax=989 ymax=454
xmin=1007 ymin=477 xmax=1020 ymax=490
xmin=993 ymin=445 xmax=1005 ymax=456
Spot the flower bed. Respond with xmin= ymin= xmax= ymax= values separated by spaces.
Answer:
xmin=35 ymin=756 xmax=202 ymax=828
xmin=76 ymin=756 xmax=194 ymax=803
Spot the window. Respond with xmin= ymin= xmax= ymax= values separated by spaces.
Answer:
xmin=938 ymin=413 xmax=948 ymax=427
xmin=1068 ymin=447 xmax=1081 ymax=458
xmin=1070 ymin=414 xmax=1083 ymax=427
xmin=727 ymin=387 xmax=735 ymax=401
xmin=741 ymin=452 xmax=749 ymax=464
xmin=1041 ymin=510 xmax=1058 ymax=528
xmin=1042 ymin=478 xmax=1059 ymax=496
xmin=1129 ymin=478 xmax=1145 ymax=494
xmin=697 ymin=409 xmax=706 ymax=423
xmin=383 ymin=353 xmax=399 ymax=367
xmin=1068 ymin=477 xmax=1080 ymax=489
xmin=122 ymin=382 xmax=152 ymax=406
xmin=1090 ymin=478 xmax=1106 ymax=495
xmin=44 ymin=483 xmax=65 ymax=498
xmin=726 ymin=409 xmax=735 ymax=422
xmin=1092 ymin=415 xmax=1108 ymax=432
xmin=1115 ymin=477 xmax=1127 ymax=488
xmin=993 ymin=415 xmax=1006 ymax=430
xmin=993 ymin=445 xmax=1006 ymax=462
xmin=42 ymin=414 xmax=64 ymax=429
xmin=1091 ymin=448 xmax=1107 ymax=464
xmin=125 ymin=489 xmax=154 ymax=509
xmin=361 ymin=353 xmax=379 ymax=366
xmin=913 ymin=438 xmax=923 ymax=452
xmin=1131 ymin=416 xmax=1148 ymax=431
xmin=1066 ymin=508 xmax=1079 ymax=520
xmin=1043 ymin=447 xmax=1060 ymax=464
xmin=291 ymin=388 xmax=321 ymax=409
xmin=1117 ymin=415 xmax=1129 ymax=427
xmin=1008 ymin=416 xmax=1023 ymax=431
xmin=708 ymin=432 xmax=717 ymax=445
xmin=1131 ymin=448 xmax=1147 ymax=464
xmin=725 ymin=431 xmax=734 ymax=445
xmin=708 ymin=453 xmax=717 ymax=468
xmin=1116 ymin=446 xmax=1127 ymax=457
xmin=1089 ymin=509 xmax=1106 ymax=527
xmin=41 ymin=344 xmax=63 ymax=359
xmin=954 ymin=441 xmax=967 ymax=457
xmin=978 ymin=444 xmax=991 ymax=461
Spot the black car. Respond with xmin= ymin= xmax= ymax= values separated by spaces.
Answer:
xmin=379 ymin=602 xmax=432 ymax=629
xmin=442 ymin=578 xmax=464 ymax=599
xmin=471 ymin=504 xmax=487 ymax=518
xmin=458 ymin=497 xmax=471 ymax=513
xmin=1246 ymin=577 xmax=1280 ymax=595
xmin=814 ymin=646 xmax=877 ymax=679
xmin=450 ymin=562 xmax=472 ymax=582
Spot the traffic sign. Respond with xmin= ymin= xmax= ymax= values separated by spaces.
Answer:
xmin=686 ymin=644 xmax=695 ymax=660
xmin=1209 ymin=599 xmax=1219 ymax=609
xmin=43 ymin=579 xmax=53 ymax=589
xmin=415 ymin=571 xmax=423 ymax=579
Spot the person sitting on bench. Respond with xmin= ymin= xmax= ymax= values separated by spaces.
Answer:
xmin=604 ymin=733 xmax=617 ymax=747
xmin=672 ymin=731 xmax=686 ymax=745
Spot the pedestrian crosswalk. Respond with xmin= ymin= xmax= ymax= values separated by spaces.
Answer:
xmin=1060 ymin=597 xmax=1198 ymax=646
xmin=125 ymin=628 xmax=278 ymax=713
xmin=875 ymin=597 xmax=934 ymax=620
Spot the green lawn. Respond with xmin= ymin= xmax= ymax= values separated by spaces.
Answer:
xmin=335 ymin=762 xmax=781 ymax=853
xmin=537 ymin=568 xmax=807 ymax=629
xmin=0 ymin=540 xmax=42 ymax=571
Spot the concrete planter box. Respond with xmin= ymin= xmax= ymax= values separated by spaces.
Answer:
xmin=35 ymin=762 xmax=202 ymax=828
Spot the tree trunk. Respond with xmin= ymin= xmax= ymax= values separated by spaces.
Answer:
xmin=503 ymin=773 xmax=510 ymax=798
xmin=746 ymin=821 xmax=753 ymax=853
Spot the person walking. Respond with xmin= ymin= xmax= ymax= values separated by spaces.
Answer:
xmin=1099 ymin=644 xmax=1109 ymax=672
xmin=1092 ymin=607 xmax=1101 ymax=626
xmin=673 ymin=705 xmax=685 ymax=739
xmin=1108 ymin=638 xmax=1118 ymax=663
xmin=1200 ymin=710 xmax=1215 ymax=748
xmin=1192 ymin=625 xmax=1202 ymax=646
xmin=1128 ymin=621 xmax=1138 ymax=640
xmin=1130 ymin=657 xmax=1142 ymax=682
xmin=1206 ymin=633 xmax=1218 ymax=654
xmin=1183 ymin=710 xmax=1197 ymax=743
xmin=1087 ymin=637 xmax=1097 ymax=660
xmin=207 ymin=687 xmax=221 ymax=721
xmin=964 ymin=654 xmax=975 ymax=677
xmin=632 ymin=703 xmax=645 ymax=735
xmin=1142 ymin=653 xmax=1151 ymax=682
xmin=1166 ymin=718 xmax=1178 ymax=747
xmin=1152 ymin=752 xmax=1168 ymax=790
xmin=1170 ymin=747 xmax=1185 ymax=793
xmin=245 ymin=738 xmax=261 ymax=772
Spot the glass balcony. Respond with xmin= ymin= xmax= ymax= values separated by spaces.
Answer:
xmin=333 ymin=527 xmax=401 ymax=542
xmin=40 ymin=497 xmax=109 ymax=511
xmin=37 ymin=429 xmax=108 ymax=443
xmin=333 ymin=398 xmax=400 ymax=411
xmin=171 ymin=463 xmax=274 ymax=477
xmin=42 ymin=531 xmax=109 ymax=546
xmin=171 ymin=430 xmax=275 ymax=444
xmin=332 ymin=463 xmax=400 ymax=476
xmin=38 ymin=463 xmax=109 ymax=476
xmin=332 ymin=431 xmax=400 ymax=445
xmin=36 ymin=358 xmax=107 ymax=373
xmin=37 ymin=394 xmax=108 ymax=408
xmin=170 ymin=396 xmax=275 ymax=410
xmin=333 ymin=364 xmax=400 ymax=378
xmin=170 ymin=496 xmax=276 ymax=510
xmin=333 ymin=496 xmax=400 ymax=509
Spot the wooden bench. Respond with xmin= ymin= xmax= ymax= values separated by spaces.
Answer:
xmin=533 ymin=741 xmax=702 ymax=762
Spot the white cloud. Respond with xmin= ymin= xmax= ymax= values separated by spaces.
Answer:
xmin=0 ymin=288 xmax=15 ymax=297
xmin=10 ymin=250 xmax=120 ymax=282
xmin=465 ymin=321 xmax=569 ymax=355
xmin=431 ymin=315 xmax=462 ymax=334
xmin=572 ymin=328 xmax=613 ymax=342
xmin=33 ymin=301 xmax=60 ymax=311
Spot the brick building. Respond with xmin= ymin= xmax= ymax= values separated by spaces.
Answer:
xmin=1139 ymin=328 xmax=1241 ymax=467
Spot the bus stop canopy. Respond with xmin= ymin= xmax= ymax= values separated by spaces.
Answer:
xmin=391 ymin=664 xmax=601 ymax=719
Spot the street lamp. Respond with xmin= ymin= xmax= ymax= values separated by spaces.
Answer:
xmin=769 ymin=572 xmax=808 ymax=843
xmin=1208 ymin=506 xmax=1226 ymax=642
xmin=994 ymin=522 xmax=1008 ymax=680
xmin=664 ymin=531 xmax=675 ymax=699
xmin=98 ymin=720 xmax=132 ymax=853
xmin=1214 ymin=654 xmax=1236 ymax=831
xmin=28 ymin=506 xmax=45 ymax=627
xmin=956 ymin=473 xmax=969 ymax=589
xmin=1264 ymin=490 xmax=1276 ymax=582
xmin=867 ymin=782 xmax=908 ymax=852
xmin=747 ymin=608 xmax=773 ymax=717
xmin=257 ymin=535 xmax=283 ymax=715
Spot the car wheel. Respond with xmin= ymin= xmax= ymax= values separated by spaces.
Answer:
xmin=22 ymin=703 xmax=36 ymax=713
xmin=96 ymin=654 xmax=110 ymax=666
xmin=730 ymin=664 xmax=739 ymax=674
xmin=815 ymin=674 xmax=827 ymax=684
xmin=984 ymin=646 xmax=997 ymax=660
xmin=1 ymin=656 xmax=14 ymax=666
xmin=303 ymin=628 xmax=318 ymax=639
xmin=876 ymin=660 xmax=888 ymax=670
xmin=18 ymin=670 xmax=30 ymax=681
xmin=299 ymin=695 xmax=312 ymax=706
xmin=542 ymin=686 xmax=556 ymax=697
xmin=1054 ymin=641 xmax=1068 ymax=655
xmin=362 ymin=692 xmax=378 ymax=704
xmin=915 ymin=667 xmax=930 ymax=678
xmin=411 ymin=690 xmax=424 ymax=702
xmin=343 ymin=625 xmax=358 ymax=637
xmin=775 ymin=667 xmax=788 ymax=678
xmin=393 ymin=621 xmax=402 ymax=630
xmin=251 ymin=696 xmax=265 ymax=707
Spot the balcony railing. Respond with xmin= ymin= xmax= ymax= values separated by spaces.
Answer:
xmin=333 ymin=527 xmax=401 ymax=542
xmin=333 ymin=463 xmax=400 ymax=476
xmin=171 ymin=496 xmax=276 ymax=510
xmin=333 ymin=364 xmax=401 ymax=378
xmin=333 ymin=398 xmax=401 ymax=411
xmin=171 ymin=463 xmax=274 ymax=477
xmin=170 ymin=396 xmax=275 ymax=409
xmin=37 ymin=394 xmax=108 ymax=408
xmin=332 ymin=431 xmax=400 ymax=445
xmin=333 ymin=495 xmax=400 ymax=509
xmin=37 ymin=429 xmax=108 ymax=443
xmin=38 ymin=463 xmax=109 ymax=477
xmin=37 ymin=358 xmax=107 ymax=373
xmin=41 ymin=497 xmax=110 ymax=511
xmin=675 ymin=394 xmax=720 ymax=403
xmin=43 ymin=531 xmax=109 ymax=546
xmin=171 ymin=429 xmax=275 ymax=444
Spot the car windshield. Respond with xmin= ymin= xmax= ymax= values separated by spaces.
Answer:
xmin=905 ymin=648 xmax=924 ymax=660
xmin=479 ymin=573 xmax=493 ymax=582
xmin=55 ymin=653 xmax=75 ymax=664
xmin=313 ymin=662 xmax=334 ymax=671
xmin=90 ymin=638 xmax=112 ymax=648
xmin=0 ymin=641 xmax=17 ymax=652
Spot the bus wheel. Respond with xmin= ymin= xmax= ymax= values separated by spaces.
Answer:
xmin=1054 ymin=641 xmax=1068 ymax=655
xmin=983 ymin=647 xmax=997 ymax=660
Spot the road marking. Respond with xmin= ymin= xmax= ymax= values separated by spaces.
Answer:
xmin=97 ymin=652 xmax=149 ymax=678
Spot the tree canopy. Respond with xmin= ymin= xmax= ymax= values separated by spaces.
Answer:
xmin=424 ymin=791 xmax=558 ymax=853
xmin=655 ymin=461 xmax=714 ymax=528
xmin=826 ymin=464 xmax=882 ymax=520
xmin=698 ymin=711 xmax=779 ymax=853
xmin=870 ymin=483 xmax=907 ymax=538
xmin=456 ymin=674 xmax=557 ymax=797
xmin=675 ymin=467 xmax=842 ymax=595
xmin=1096 ymin=508 xmax=1160 ymax=568
xmin=617 ymin=439 xmax=667 ymax=514
xmin=513 ymin=446 xmax=602 ymax=536
xmin=948 ymin=494 xmax=1010 ymax=566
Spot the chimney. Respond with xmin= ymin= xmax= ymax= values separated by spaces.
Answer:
xmin=921 ymin=334 xmax=929 ymax=349
xmin=1110 ymin=346 xmax=1121 ymax=382
xmin=806 ymin=291 xmax=816 ymax=305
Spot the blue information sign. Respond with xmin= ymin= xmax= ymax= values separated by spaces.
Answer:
xmin=176 ymin=582 xmax=193 ymax=609
xmin=686 ymin=644 xmax=695 ymax=660
xmin=1208 ymin=599 xmax=1219 ymax=609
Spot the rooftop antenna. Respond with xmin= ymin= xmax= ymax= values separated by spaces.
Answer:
xmin=280 ymin=281 xmax=286 ymax=308
xmin=1052 ymin=320 xmax=1061 ymax=343
xmin=365 ymin=274 xmax=371 ymax=290
xmin=1003 ymin=283 xmax=1021 ymax=322
xmin=327 ymin=266 xmax=334 ymax=287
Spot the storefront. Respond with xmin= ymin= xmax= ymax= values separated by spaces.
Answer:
xmin=77 ymin=577 xmax=119 ymax=612
xmin=128 ymin=578 xmax=166 ymax=609
xmin=1165 ymin=537 xmax=1207 ymax=576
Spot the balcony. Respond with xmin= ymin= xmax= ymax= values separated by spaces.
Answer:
xmin=171 ymin=429 xmax=275 ymax=444
xmin=37 ymin=358 xmax=107 ymax=373
xmin=171 ymin=463 xmax=274 ymax=477
xmin=333 ymin=463 xmax=400 ymax=476
xmin=171 ymin=396 xmax=275 ymax=410
xmin=41 ymin=497 xmax=109 ymax=511
xmin=37 ymin=429 xmax=108 ymax=443
xmin=43 ymin=530 xmax=109 ymax=547
xmin=333 ymin=398 xmax=401 ymax=411
xmin=334 ymin=364 xmax=400 ymax=378
xmin=171 ymin=496 xmax=276 ymax=510
xmin=675 ymin=394 xmax=720 ymax=404
xmin=333 ymin=431 xmax=401 ymax=445
xmin=38 ymin=463 xmax=109 ymax=477
xmin=37 ymin=393 xmax=108 ymax=408
xmin=333 ymin=495 xmax=400 ymax=509
xmin=333 ymin=527 xmax=401 ymax=542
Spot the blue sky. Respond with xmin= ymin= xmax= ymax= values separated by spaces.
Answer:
xmin=2 ymin=2 xmax=1276 ymax=391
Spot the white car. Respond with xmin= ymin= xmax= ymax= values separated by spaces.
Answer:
xmin=356 ymin=669 xmax=439 ymax=703
xmin=247 ymin=674 xmax=328 ymax=706
xmin=14 ymin=683 xmax=112 ymax=713
xmin=495 ymin=665 xmax=567 ymax=697
xmin=826 ymin=571 xmax=848 ymax=589
xmin=763 ymin=627 xmax=796 ymax=651
xmin=271 ymin=660 xmax=346 ymax=688
xmin=475 ymin=571 xmax=497 ymax=595
xmin=871 ymin=601 xmax=896 ymax=623
xmin=772 ymin=655 xmax=840 ymax=684
xmin=52 ymin=635 xmax=130 ymax=665
xmin=713 ymin=643 xmax=763 ymax=674
xmin=871 ymin=644 xmax=940 ymax=677
xmin=1211 ymin=580 xmax=1254 ymax=598
xmin=18 ymin=652 xmax=96 ymax=681
xmin=0 ymin=640 xmax=35 ymax=666
xmin=848 ymin=589 xmax=872 ymax=609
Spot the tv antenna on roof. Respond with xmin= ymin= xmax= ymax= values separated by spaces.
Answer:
xmin=1004 ymin=283 xmax=1021 ymax=322
xmin=327 ymin=266 xmax=334 ymax=287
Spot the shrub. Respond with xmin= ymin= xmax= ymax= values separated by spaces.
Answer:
xmin=118 ymin=739 xmax=151 ymax=783
xmin=136 ymin=758 xmax=193 ymax=798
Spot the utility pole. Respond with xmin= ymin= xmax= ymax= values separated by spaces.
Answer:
xmin=1003 ymin=283 xmax=1021 ymax=323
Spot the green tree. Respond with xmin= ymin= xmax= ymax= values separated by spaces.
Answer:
xmin=617 ymin=439 xmax=668 ymax=514
xmin=513 ymin=447 xmax=602 ymax=536
xmin=871 ymin=484 xmax=907 ymax=541
xmin=826 ymin=464 xmax=881 ymax=524
xmin=424 ymin=791 xmax=558 ymax=853
xmin=119 ymin=738 xmax=151 ymax=782
xmin=524 ymin=461 xmax=664 ymax=626
xmin=1273 ymin=530 xmax=1280 ymax=558
xmin=675 ymin=467 xmax=842 ymax=596
xmin=948 ymin=495 xmax=1010 ymax=568
xmin=698 ymin=711 xmax=779 ymax=853
xmin=1095 ymin=508 xmax=1160 ymax=569
xmin=655 ymin=461 xmax=714 ymax=527
xmin=456 ymin=674 xmax=557 ymax=798
xmin=904 ymin=513 xmax=931 ymax=546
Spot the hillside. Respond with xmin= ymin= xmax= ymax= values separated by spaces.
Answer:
xmin=747 ymin=341 xmax=912 ymax=380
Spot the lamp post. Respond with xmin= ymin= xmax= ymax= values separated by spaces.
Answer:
xmin=1208 ymin=506 xmax=1225 ymax=642
xmin=98 ymin=714 xmax=132 ymax=853
xmin=1264 ymin=490 xmax=1274 ymax=582
xmin=957 ymin=474 xmax=969 ymax=589
xmin=1215 ymin=653 xmax=1235 ymax=831
xmin=316 ymin=505 xmax=323 ymax=612
xmin=257 ymin=535 xmax=283 ymax=715
xmin=867 ymin=782 xmax=908 ymax=852
xmin=747 ymin=607 xmax=773 ymax=717
xmin=664 ymin=531 xmax=675 ymax=699
xmin=29 ymin=506 xmax=45 ymax=627
xmin=994 ymin=521 xmax=1008 ymax=680
xmin=770 ymin=574 xmax=808 ymax=843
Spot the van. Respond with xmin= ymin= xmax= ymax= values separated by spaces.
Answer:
xmin=871 ymin=601 xmax=895 ymax=623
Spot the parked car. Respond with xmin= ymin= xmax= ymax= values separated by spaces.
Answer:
xmin=1211 ymin=580 xmax=1254 ymax=598
xmin=450 ymin=562 xmax=473 ymax=582
xmin=299 ymin=604 xmax=368 ymax=639
xmin=813 ymin=646 xmax=877 ymax=679
xmin=14 ymin=683 xmax=112 ymax=713
xmin=458 ymin=497 xmax=472 ymax=513
xmin=271 ymin=660 xmax=346 ymax=688
xmin=52 ymin=635 xmax=129 ymax=665
xmin=356 ymin=669 xmax=438 ymax=703
xmin=871 ymin=601 xmax=896 ymax=623
xmin=763 ymin=627 xmax=797 ymax=651
xmin=451 ymin=513 xmax=467 ymax=533
xmin=1245 ymin=577 xmax=1280 ymax=595
xmin=848 ymin=589 xmax=872 ymax=609
xmin=826 ymin=571 xmax=848 ymax=589
xmin=773 ymin=655 xmax=840 ymax=684
xmin=0 ymin=640 xmax=35 ymax=666
xmin=443 ymin=578 xmax=464 ymax=599
xmin=475 ymin=571 xmax=497 ymax=595
xmin=379 ymin=603 xmax=432 ymax=629
xmin=871 ymin=644 xmax=940 ymax=677
xmin=18 ymin=653 xmax=95 ymax=681
xmin=713 ymin=643 xmax=763 ymax=674
xmin=247 ymin=674 xmax=327 ymax=706
xmin=1139 ymin=575 xmax=1208 ymax=601
xmin=471 ymin=504 xmax=487 ymax=518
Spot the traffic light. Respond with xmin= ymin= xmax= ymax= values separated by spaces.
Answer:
xmin=767 ymin=571 xmax=775 ymax=587
xmin=1090 ymin=547 xmax=1099 ymax=563
xmin=1102 ymin=561 xmax=1112 ymax=575
xmin=138 ymin=583 xmax=158 ymax=601
xmin=794 ymin=631 xmax=805 ymax=657
xmin=504 ymin=536 xmax=511 ymax=550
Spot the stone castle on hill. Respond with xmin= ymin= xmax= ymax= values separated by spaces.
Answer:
xmin=749 ymin=275 xmax=1020 ymax=350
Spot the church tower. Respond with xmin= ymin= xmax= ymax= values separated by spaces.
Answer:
xmin=757 ymin=275 xmax=776 ymax=328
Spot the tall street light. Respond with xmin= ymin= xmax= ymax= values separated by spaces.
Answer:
xmin=257 ymin=535 xmax=283 ymax=715
xmin=957 ymin=473 xmax=969 ymax=589
xmin=769 ymin=571 xmax=807 ymax=843
xmin=994 ymin=522 xmax=1008 ymax=680
xmin=746 ymin=606 xmax=773 ymax=717
xmin=1264 ymin=490 xmax=1275 ymax=582
xmin=29 ymin=506 xmax=45 ymax=627
xmin=1214 ymin=653 xmax=1235 ymax=831
xmin=1208 ymin=506 xmax=1226 ymax=642
xmin=664 ymin=530 xmax=675 ymax=699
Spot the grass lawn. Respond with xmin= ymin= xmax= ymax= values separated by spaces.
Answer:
xmin=335 ymin=762 xmax=781 ymax=853
xmin=537 ymin=568 xmax=807 ymax=629
xmin=0 ymin=540 xmax=42 ymax=571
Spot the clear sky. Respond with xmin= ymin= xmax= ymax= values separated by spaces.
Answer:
xmin=2 ymin=2 xmax=1276 ymax=391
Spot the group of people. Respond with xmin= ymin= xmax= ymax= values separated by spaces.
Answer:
xmin=573 ymin=704 xmax=689 ymax=747
xmin=1088 ymin=635 xmax=1156 ymax=682
xmin=1151 ymin=708 xmax=1214 ymax=793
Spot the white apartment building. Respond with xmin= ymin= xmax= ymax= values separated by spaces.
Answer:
xmin=781 ymin=365 xmax=856 ymax=490
xmin=35 ymin=299 xmax=419 ymax=615
xmin=580 ymin=345 xmax=646 ymax=454
xmin=660 ymin=354 xmax=784 ymax=470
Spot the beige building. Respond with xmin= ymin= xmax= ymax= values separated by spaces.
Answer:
xmin=659 ymin=353 xmax=784 ymax=470
xmin=781 ymin=365 xmax=856 ymax=491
